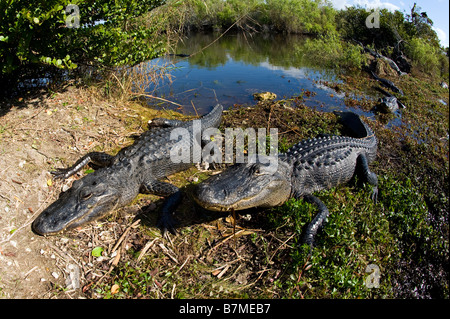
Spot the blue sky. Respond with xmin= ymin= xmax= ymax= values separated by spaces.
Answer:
xmin=329 ymin=0 xmax=450 ymax=47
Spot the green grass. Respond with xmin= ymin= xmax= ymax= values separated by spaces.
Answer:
xmin=265 ymin=174 xmax=444 ymax=298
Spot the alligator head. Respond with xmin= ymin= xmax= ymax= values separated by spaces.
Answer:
xmin=194 ymin=155 xmax=292 ymax=212
xmin=32 ymin=169 xmax=134 ymax=235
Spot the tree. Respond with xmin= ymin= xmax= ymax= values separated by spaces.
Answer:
xmin=0 ymin=0 xmax=165 ymax=86
xmin=405 ymin=2 xmax=440 ymax=47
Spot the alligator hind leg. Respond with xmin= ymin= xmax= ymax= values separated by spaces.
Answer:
xmin=356 ymin=154 xmax=378 ymax=202
xmin=52 ymin=152 xmax=114 ymax=180
xmin=302 ymin=195 xmax=330 ymax=247
xmin=148 ymin=118 xmax=186 ymax=128
xmin=140 ymin=180 xmax=182 ymax=235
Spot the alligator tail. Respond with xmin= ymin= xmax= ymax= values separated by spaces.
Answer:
xmin=333 ymin=111 xmax=372 ymax=139
xmin=200 ymin=104 xmax=223 ymax=129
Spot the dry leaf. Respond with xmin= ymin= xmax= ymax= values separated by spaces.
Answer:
xmin=225 ymin=215 xmax=236 ymax=224
xmin=111 ymin=284 xmax=120 ymax=294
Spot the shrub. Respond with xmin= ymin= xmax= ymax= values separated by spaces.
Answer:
xmin=265 ymin=0 xmax=336 ymax=34
xmin=405 ymin=37 xmax=441 ymax=75
xmin=0 ymin=0 xmax=165 ymax=84
xmin=300 ymin=34 xmax=367 ymax=69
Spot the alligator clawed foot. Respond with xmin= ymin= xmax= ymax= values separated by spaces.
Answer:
xmin=371 ymin=187 xmax=379 ymax=204
xmin=50 ymin=168 xmax=70 ymax=180
xmin=157 ymin=214 xmax=178 ymax=236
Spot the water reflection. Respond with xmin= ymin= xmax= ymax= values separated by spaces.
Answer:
xmin=146 ymin=32 xmax=366 ymax=116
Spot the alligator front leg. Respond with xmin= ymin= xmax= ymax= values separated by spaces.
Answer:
xmin=300 ymin=194 xmax=330 ymax=247
xmin=356 ymin=154 xmax=378 ymax=202
xmin=140 ymin=180 xmax=182 ymax=235
xmin=52 ymin=152 xmax=115 ymax=180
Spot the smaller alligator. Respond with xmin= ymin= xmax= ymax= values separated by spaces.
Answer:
xmin=352 ymin=39 xmax=407 ymax=75
xmin=32 ymin=104 xmax=223 ymax=236
xmin=370 ymin=71 xmax=404 ymax=95
xmin=194 ymin=112 xmax=378 ymax=246
xmin=380 ymin=56 xmax=407 ymax=76
xmin=374 ymin=87 xmax=406 ymax=113
xmin=365 ymin=48 xmax=406 ymax=76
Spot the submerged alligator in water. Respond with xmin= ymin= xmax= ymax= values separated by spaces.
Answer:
xmin=194 ymin=112 xmax=378 ymax=246
xmin=32 ymin=104 xmax=223 ymax=235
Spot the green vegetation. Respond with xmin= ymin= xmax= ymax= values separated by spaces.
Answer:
xmin=0 ymin=0 xmax=166 ymax=88
xmin=300 ymin=34 xmax=367 ymax=69
xmin=405 ymin=37 xmax=446 ymax=76
xmin=268 ymin=175 xmax=445 ymax=298
xmin=159 ymin=0 xmax=337 ymax=35
xmin=261 ymin=0 xmax=337 ymax=34
xmin=336 ymin=5 xmax=449 ymax=77
xmin=2 ymin=0 xmax=447 ymax=90
xmin=157 ymin=0 xmax=447 ymax=78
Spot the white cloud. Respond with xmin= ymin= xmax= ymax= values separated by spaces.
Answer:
xmin=329 ymin=0 xmax=350 ymax=10
xmin=433 ymin=26 xmax=449 ymax=48
xmin=258 ymin=61 xmax=308 ymax=79
xmin=353 ymin=0 xmax=400 ymax=11
xmin=329 ymin=0 xmax=400 ymax=12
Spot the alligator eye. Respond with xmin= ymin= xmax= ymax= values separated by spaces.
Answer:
xmin=254 ymin=165 xmax=267 ymax=176
xmin=253 ymin=162 xmax=277 ymax=176
xmin=80 ymin=190 xmax=93 ymax=200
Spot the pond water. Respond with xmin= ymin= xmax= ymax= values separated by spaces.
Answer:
xmin=146 ymin=32 xmax=371 ymax=117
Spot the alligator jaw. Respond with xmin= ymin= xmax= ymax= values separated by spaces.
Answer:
xmin=32 ymin=172 xmax=123 ymax=236
xmin=32 ymin=196 xmax=121 ymax=236
xmin=194 ymin=160 xmax=292 ymax=212
xmin=193 ymin=194 xmax=254 ymax=212
xmin=31 ymin=202 xmax=84 ymax=236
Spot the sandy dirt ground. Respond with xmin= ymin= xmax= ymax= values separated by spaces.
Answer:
xmin=0 ymin=86 xmax=151 ymax=298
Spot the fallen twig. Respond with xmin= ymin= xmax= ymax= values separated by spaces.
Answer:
xmin=110 ymin=219 xmax=141 ymax=253
xmin=137 ymin=238 xmax=158 ymax=263
xmin=132 ymin=93 xmax=183 ymax=107
xmin=158 ymin=242 xmax=178 ymax=264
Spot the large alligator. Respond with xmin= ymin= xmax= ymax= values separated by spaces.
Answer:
xmin=194 ymin=112 xmax=378 ymax=246
xmin=32 ymin=104 xmax=223 ymax=235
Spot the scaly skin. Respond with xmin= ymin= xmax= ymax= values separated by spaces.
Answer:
xmin=194 ymin=112 xmax=378 ymax=246
xmin=32 ymin=104 xmax=223 ymax=236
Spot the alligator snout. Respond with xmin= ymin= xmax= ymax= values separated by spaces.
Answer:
xmin=31 ymin=208 xmax=67 ymax=236
xmin=194 ymin=182 xmax=231 ymax=211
